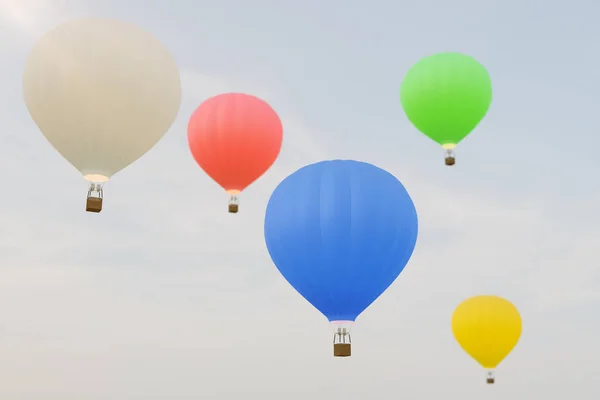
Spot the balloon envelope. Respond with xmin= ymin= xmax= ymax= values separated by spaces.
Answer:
xmin=187 ymin=93 xmax=283 ymax=193
xmin=452 ymin=295 xmax=522 ymax=369
xmin=400 ymin=52 xmax=492 ymax=147
xmin=264 ymin=160 xmax=418 ymax=321
xmin=23 ymin=17 xmax=182 ymax=181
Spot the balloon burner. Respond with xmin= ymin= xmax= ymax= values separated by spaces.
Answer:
xmin=332 ymin=322 xmax=352 ymax=357
xmin=86 ymin=183 xmax=103 ymax=213
xmin=228 ymin=195 xmax=239 ymax=213
xmin=444 ymin=148 xmax=456 ymax=166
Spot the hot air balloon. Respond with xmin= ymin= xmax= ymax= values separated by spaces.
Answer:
xmin=452 ymin=295 xmax=522 ymax=384
xmin=400 ymin=52 xmax=492 ymax=166
xmin=264 ymin=160 xmax=418 ymax=356
xmin=187 ymin=93 xmax=283 ymax=213
xmin=22 ymin=18 xmax=181 ymax=213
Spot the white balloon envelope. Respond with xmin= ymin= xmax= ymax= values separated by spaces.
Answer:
xmin=23 ymin=17 xmax=182 ymax=213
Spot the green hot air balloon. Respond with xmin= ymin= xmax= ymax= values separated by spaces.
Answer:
xmin=400 ymin=52 xmax=492 ymax=166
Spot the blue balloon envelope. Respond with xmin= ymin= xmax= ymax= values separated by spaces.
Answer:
xmin=264 ymin=160 xmax=418 ymax=354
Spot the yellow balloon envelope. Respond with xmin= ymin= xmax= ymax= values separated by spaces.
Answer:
xmin=451 ymin=295 xmax=522 ymax=383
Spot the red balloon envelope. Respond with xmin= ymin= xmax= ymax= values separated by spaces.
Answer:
xmin=187 ymin=93 xmax=283 ymax=213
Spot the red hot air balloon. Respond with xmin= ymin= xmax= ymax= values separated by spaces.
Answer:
xmin=187 ymin=93 xmax=283 ymax=213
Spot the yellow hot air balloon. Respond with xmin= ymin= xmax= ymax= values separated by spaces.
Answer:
xmin=451 ymin=295 xmax=522 ymax=384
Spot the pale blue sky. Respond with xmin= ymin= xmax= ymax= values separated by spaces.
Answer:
xmin=0 ymin=1 xmax=598 ymax=399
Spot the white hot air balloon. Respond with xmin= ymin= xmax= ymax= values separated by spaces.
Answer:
xmin=23 ymin=18 xmax=182 ymax=213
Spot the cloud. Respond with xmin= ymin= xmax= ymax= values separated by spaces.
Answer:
xmin=3 ymin=69 xmax=599 ymax=399
xmin=391 ymin=172 xmax=600 ymax=316
xmin=0 ymin=66 xmax=333 ymax=296
xmin=1 ymin=4 xmax=599 ymax=399
xmin=0 ymin=0 xmax=73 ymax=39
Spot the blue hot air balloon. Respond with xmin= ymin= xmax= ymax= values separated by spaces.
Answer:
xmin=264 ymin=160 xmax=418 ymax=357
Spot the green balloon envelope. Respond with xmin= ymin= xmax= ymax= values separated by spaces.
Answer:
xmin=400 ymin=52 xmax=492 ymax=147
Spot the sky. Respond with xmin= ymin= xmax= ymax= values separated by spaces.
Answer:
xmin=0 ymin=0 xmax=599 ymax=399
